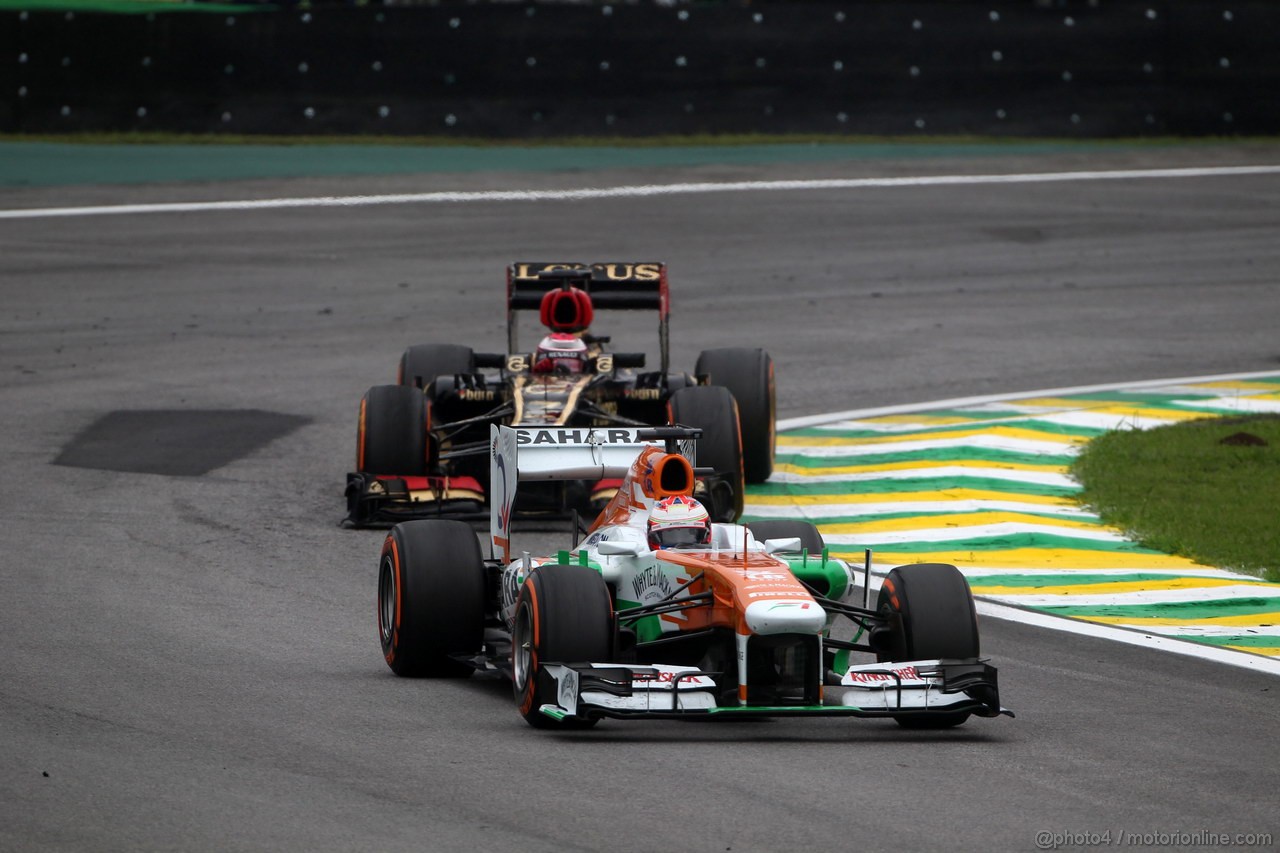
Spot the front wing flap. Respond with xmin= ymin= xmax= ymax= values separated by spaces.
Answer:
xmin=535 ymin=659 xmax=1012 ymax=723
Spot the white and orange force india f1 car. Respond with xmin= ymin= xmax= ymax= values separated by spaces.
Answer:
xmin=377 ymin=426 xmax=1012 ymax=729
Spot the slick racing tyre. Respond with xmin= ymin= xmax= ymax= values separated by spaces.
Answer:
xmin=695 ymin=348 xmax=775 ymax=483
xmin=746 ymin=520 xmax=825 ymax=555
xmin=397 ymin=344 xmax=476 ymax=392
xmin=875 ymin=563 xmax=980 ymax=729
xmin=358 ymin=384 xmax=431 ymax=476
xmin=667 ymin=385 xmax=745 ymax=523
xmin=379 ymin=520 xmax=485 ymax=677
xmin=512 ymin=565 xmax=614 ymax=729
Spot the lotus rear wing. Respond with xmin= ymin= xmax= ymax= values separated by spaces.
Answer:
xmin=489 ymin=425 xmax=697 ymax=562
xmin=505 ymin=262 xmax=670 ymax=374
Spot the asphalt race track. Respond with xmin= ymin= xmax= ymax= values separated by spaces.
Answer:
xmin=2 ymin=143 xmax=1279 ymax=852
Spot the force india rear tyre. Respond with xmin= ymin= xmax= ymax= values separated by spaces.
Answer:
xmin=397 ymin=343 xmax=476 ymax=390
xmin=512 ymin=565 xmax=614 ymax=729
xmin=667 ymin=385 xmax=745 ymax=522
xmin=358 ymin=384 xmax=429 ymax=476
xmin=695 ymin=348 xmax=775 ymax=484
xmin=875 ymin=562 xmax=980 ymax=729
xmin=379 ymin=520 xmax=485 ymax=677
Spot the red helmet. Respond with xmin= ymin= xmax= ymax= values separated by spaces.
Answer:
xmin=647 ymin=496 xmax=711 ymax=550
xmin=532 ymin=333 xmax=588 ymax=375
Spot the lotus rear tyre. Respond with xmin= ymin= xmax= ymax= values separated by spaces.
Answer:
xmin=667 ymin=385 xmax=745 ymax=522
xmin=398 ymin=344 xmax=476 ymax=390
xmin=695 ymin=348 xmax=775 ymax=483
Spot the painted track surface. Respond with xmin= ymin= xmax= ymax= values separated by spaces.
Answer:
xmin=3 ymin=144 xmax=1279 ymax=851
xmin=747 ymin=375 xmax=1280 ymax=663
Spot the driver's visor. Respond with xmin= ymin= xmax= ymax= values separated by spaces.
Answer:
xmin=651 ymin=525 xmax=708 ymax=547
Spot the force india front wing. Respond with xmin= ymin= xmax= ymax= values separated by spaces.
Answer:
xmin=533 ymin=660 xmax=1013 ymax=723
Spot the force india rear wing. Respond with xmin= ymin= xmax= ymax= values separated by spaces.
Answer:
xmin=488 ymin=424 xmax=696 ymax=563
xmin=506 ymin=261 xmax=670 ymax=374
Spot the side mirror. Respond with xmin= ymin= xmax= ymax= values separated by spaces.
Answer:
xmin=763 ymin=537 xmax=803 ymax=555
xmin=597 ymin=540 xmax=645 ymax=557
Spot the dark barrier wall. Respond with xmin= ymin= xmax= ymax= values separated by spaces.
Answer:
xmin=2 ymin=1 xmax=1277 ymax=137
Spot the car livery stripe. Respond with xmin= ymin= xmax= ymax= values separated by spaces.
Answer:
xmin=743 ymin=373 xmax=1280 ymax=664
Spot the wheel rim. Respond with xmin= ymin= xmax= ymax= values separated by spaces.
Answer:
xmin=378 ymin=554 xmax=396 ymax=646
xmin=512 ymin=599 xmax=533 ymax=691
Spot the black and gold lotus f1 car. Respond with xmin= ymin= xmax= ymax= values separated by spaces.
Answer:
xmin=345 ymin=262 xmax=776 ymax=527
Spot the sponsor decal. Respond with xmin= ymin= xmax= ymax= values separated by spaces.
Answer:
xmin=846 ymin=666 xmax=921 ymax=684
xmin=557 ymin=667 xmax=580 ymax=712
xmin=631 ymin=566 xmax=674 ymax=602
xmin=513 ymin=262 xmax=662 ymax=282
xmin=495 ymin=454 xmax=512 ymax=532
xmin=623 ymin=388 xmax=661 ymax=400
xmin=633 ymin=670 xmax=680 ymax=683
xmin=500 ymin=564 xmax=524 ymax=613
xmin=632 ymin=669 xmax=714 ymax=687
xmin=506 ymin=354 xmax=529 ymax=373
xmin=515 ymin=428 xmax=637 ymax=446
xmin=747 ymin=591 xmax=812 ymax=598
xmin=743 ymin=570 xmax=791 ymax=582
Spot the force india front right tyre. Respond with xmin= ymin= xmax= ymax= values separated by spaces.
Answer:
xmin=875 ymin=562 xmax=980 ymax=729
xmin=512 ymin=564 xmax=614 ymax=729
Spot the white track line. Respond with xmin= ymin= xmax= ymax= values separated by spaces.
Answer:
xmin=975 ymin=599 xmax=1280 ymax=676
xmin=775 ymin=369 xmax=1280 ymax=676
xmin=776 ymin=369 xmax=1280 ymax=431
xmin=3 ymin=164 xmax=1280 ymax=220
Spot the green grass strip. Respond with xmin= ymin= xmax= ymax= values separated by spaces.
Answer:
xmin=1062 ymin=391 xmax=1219 ymax=405
xmin=1040 ymin=598 xmax=1280 ymax=619
xmin=1071 ymin=414 xmax=1280 ymax=581
xmin=837 ymin=533 xmax=1168 ymax=555
xmin=966 ymin=573 xmax=1194 ymax=589
xmin=750 ymin=477 xmax=1079 ymax=498
xmin=740 ymin=508 xmax=1100 ymax=527
xmin=776 ymin=446 xmax=1076 ymax=469
xmin=785 ymin=419 xmax=1102 ymax=440
xmin=0 ymin=137 xmax=1145 ymax=187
